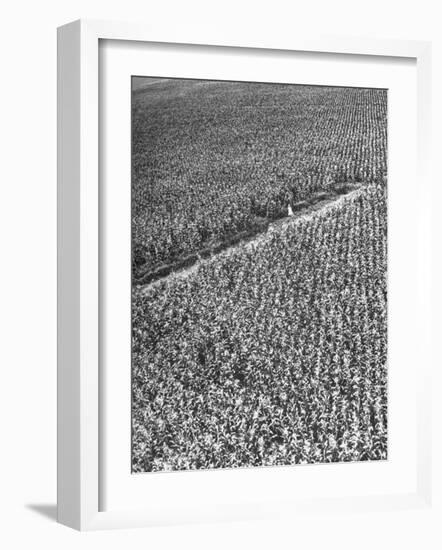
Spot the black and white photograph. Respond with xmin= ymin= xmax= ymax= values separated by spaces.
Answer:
xmin=131 ymin=76 xmax=388 ymax=473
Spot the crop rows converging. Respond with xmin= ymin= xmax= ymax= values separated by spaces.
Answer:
xmin=132 ymin=80 xmax=387 ymax=277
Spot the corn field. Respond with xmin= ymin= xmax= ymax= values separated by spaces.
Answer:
xmin=131 ymin=78 xmax=388 ymax=473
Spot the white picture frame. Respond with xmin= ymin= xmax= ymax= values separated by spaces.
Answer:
xmin=57 ymin=19 xmax=433 ymax=531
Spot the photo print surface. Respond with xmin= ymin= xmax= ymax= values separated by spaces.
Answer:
xmin=131 ymin=77 xmax=387 ymax=473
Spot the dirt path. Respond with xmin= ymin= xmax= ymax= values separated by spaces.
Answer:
xmin=138 ymin=187 xmax=363 ymax=293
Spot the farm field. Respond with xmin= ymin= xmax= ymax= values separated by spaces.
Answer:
xmin=131 ymin=78 xmax=388 ymax=473
xmin=132 ymin=79 xmax=387 ymax=279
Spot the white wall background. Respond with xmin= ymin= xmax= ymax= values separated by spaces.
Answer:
xmin=0 ymin=0 xmax=440 ymax=547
